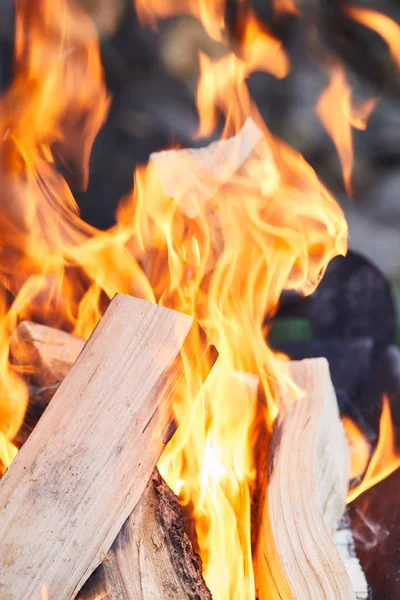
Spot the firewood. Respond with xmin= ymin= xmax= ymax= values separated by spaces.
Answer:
xmin=78 ymin=470 xmax=211 ymax=600
xmin=0 ymin=294 xmax=213 ymax=600
xmin=10 ymin=321 xmax=86 ymax=447
xmin=10 ymin=320 xmax=85 ymax=387
xmin=254 ymin=358 xmax=355 ymax=599
xmin=11 ymin=318 xmax=212 ymax=599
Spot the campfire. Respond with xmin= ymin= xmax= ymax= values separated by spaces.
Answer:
xmin=0 ymin=0 xmax=399 ymax=598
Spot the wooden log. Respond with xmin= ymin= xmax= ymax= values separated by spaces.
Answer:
xmin=254 ymin=358 xmax=356 ymax=599
xmin=10 ymin=320 xmax=85 ymax=387
xmin=10 ymin=321 xmax=86 ymax=447
xmin=10 ymin=318 xmax=212 ymax=599
xmin=78 ymin=470 xmax=211 ymax=600
xmin=0 ymin=294 xmax=213 ymax=600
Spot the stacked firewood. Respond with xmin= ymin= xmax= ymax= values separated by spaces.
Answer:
xmin=0 ymin=295 xmax=366 ymax=599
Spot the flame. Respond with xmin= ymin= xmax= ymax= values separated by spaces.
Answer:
xmin=345 ymin=5 xmax=400 ymax=69
xmin=272 ymin=0 xmax=297 ymax=17
xmin=315 ymin=64 xmax=354 ymax=196
xmin=348 ymin=97 xmax=378 ymax=131
xmin=41 ymin=586 xmax=49 ymax=600
xmin=0 ymin=0 xmax=349 ymax=597
xmin=235 ymin=6 xmax=290 ymax=80
xmin=342 ymin=416 xmax=371 ymax=480
xmin=123 ymin=10 xmax=346 ymax=591
xmin=347 ymin=396 xmax=400 ymax=503
xmin=134 ymin=0 xmax=227 ymax=41
xmin=315 ymin=60 xmax=378 ymax=195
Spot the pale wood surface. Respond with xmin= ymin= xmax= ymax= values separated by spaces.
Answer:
xmin=0 ymin=294 xmax=211 ymax=600
xmin=334 ymin=524 xmax=369 ymax=599
xmin=255 ymin=358 xmax=355 ymax=600
xmin=10 ymin=322 xmax=86 ymax=447
xmin=11 ymin=319 xmax=211 ymax=599
xmin=78 ymin=470 xmax=211 ymax=600
xmin=10 ymin=320 xmax=85 ymax=386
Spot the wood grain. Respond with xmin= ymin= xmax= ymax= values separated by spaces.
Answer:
xmin=255 ymin=358 xmax=355 ymax=599
xmin=78 ymin=470 xmax=211 ymax=600
xmin=10 ymin=320 xmax=85 ymax=387
xmin=0 ymin=294 xmax=212 ymax=600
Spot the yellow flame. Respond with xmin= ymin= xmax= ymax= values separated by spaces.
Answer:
xmin=0 ymin=1 xmax=349 ymax=598
xmin=347 ymin=396 xmax=400 ymax=503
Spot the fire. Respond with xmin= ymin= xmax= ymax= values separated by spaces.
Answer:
xmin=315 ymin=61 xmax=379 ymax=196
xmin=345 ymin=5 xmax=400 ymax=69
xmin=349 ymin=97 xmax=378 ymax=131
xmin=315 ymin=64 xmax=354 ymax=196
xmin=0 ymin=0 xmax=352 ymax=597
xmin=134 ymin=0 xmax=227 ymax=41
xmin=272 ymin=0 xmax=297 ymax=17
xmin=235 ymin=5 xmax=290 ymax=80
xmin=347 ymin=396 xmax=400 ymax=504
xmin=342 ymin=416 xmax=371 ymax=480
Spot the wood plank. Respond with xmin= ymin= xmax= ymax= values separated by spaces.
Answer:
xmin=11 ymin=319 xmax=212 ymax=599
xmin=254 ymin=358 xmax=356 ymax=599
xmin=0 ymin=294 xmax=213 ymax=600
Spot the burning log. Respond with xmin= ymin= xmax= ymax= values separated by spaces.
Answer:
xmin=10 ymin=320 xmax=363 ymax=598
xmin=10 ymin=320 xmax=85 ymax=388
xmin=10 ymin=316 xmax=212 ymax=599
xmin=10 ymin=321 xmax=86 ymax=448
xmin=78 ymin=470 xmax=211 ymax=600
xmin=254 ymin=358 xmax=355 ymax=599
xmin=0 ymin=295 xmax=213 ymax=600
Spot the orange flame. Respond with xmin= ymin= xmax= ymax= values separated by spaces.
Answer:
xmin=0 ymin=0 xmax=348 ymax=597
xmin=342 ymin=416 xmax=371 ymax=480
xmin=347 ymin=396 xmax=400 ymax=503
xmin=272 ymin=0 xmax=297 ymax=17
xmin=123 ymin=9 xmax=346 ymax=591
xmin=134 ymin=0 xmax=227 ymax=40
xmin=345 ymin=5 xmax=400 ymax=69
xmin=315 ymin=64 xmax=354 ymax=196
xmin=236 ymin=6 xmax=290 ymax=80
xmin=348 ymin=97 xmax=378 ymax=131
xmin=315 ymin=60 xmax=378 ymax=194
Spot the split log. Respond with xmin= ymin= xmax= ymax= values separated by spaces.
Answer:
xmin=10 ymin=317 xmax=211 ymax=599
xmin=10 ymin=320 xmax=85 ymax=387
xmin=10 ymin=321 xmax=86 ymax=447
xmin=78 ymin=470 xmax=211 ymax=600
xmin=255 ymin=358 xmax=356 ymax=599
xmin=0 ymin=294 xmax=213 ymax=600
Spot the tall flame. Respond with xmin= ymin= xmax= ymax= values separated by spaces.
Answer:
xmin=347 ymin=396 xmax=400 ymax=504
xmin=0 ymin=0 xmax=350 ymax=597
xmin=315 ymin=64 xmax=354 ymax=196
